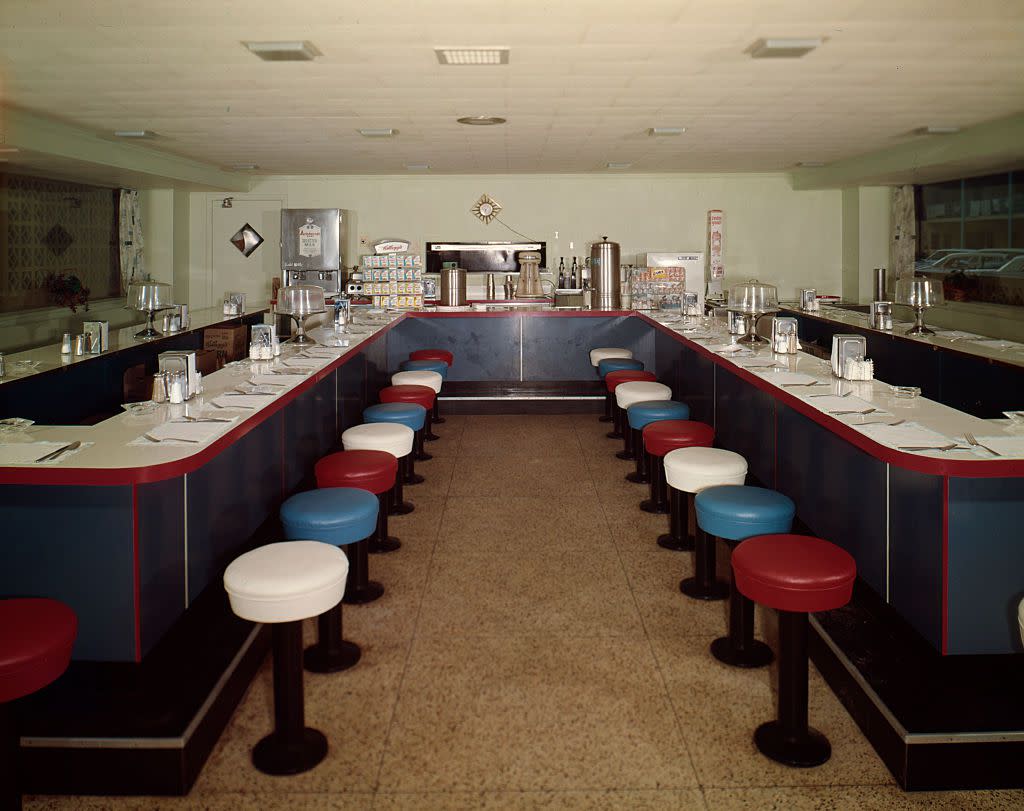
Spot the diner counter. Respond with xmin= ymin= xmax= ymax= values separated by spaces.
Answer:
xmin=1 ymin=308 xmax=1022 ymax=662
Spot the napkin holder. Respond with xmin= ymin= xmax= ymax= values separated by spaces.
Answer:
xmin=771 ymin=317 xmax=800 ymax=354
xmin=831 ymin=334 xmax=866 ymax=378
xmin=158 ymin=351 xmax=198 ymax=400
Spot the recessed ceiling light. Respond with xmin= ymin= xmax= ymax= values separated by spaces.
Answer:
xmin=915 ymin=126 xmax=961 ymax=135
xmin=112 ymin=130 xmax=161 ymax=139
xmin=457 ymin=116 xmax=507 ymax=126
xmin=229 ymin=163 xmax=260 ymax=171
xmin=796 ymin=161 xmax=825 ymax=168
xmin=358 ymin=128 xmax=397 ymax=137
xmin=243 ymin=41 xmax=320 ymax=61
xmin=748 ymin=38 xmax=822 ymax=58
xmin=405 ymin=163 xmax=430 ymax=171
xmin=606 ymin=162 xmax=633 ymax=170
xmin=648 ymin=127 xmax=685 ymax=136
xmin=436 ymin=47 xmax=509 ymax=65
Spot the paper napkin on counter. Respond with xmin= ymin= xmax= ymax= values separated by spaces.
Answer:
xmin=211 ymin=394 xmax=276 ymax=410
xmin=129 ymin=421 xmax=231 ymax=446
xmin=282 ymin=357 xmax=324 ymax=369
xmin=761 ymin=371 xmax=820 ymax=386
xmin=0 ymin=441 xmax=91 ymax=465
xmin=970 ymin=436 xmax=1024 ymax=458
xmin=856 ymin=422 xmax=957 ymax=448
xmin=250 ymin=373 xmax=308 ymax=386
xmin=802 ymin=394 xmax=882 ymax=414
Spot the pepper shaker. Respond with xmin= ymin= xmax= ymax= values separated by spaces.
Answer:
xmin=61 ymin=332 xmax=73 ymax=355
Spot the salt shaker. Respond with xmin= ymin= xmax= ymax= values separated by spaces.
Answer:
xmin=61 ymin=332 xmax=73 ymax=355
xmin=169 ymin=372 xmax=185 ymax=404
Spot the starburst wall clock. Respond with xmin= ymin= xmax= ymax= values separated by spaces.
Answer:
xmin=471 ymin=194 xmax=502 ymax=224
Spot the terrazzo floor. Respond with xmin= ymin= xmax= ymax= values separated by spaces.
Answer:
xmin=28 ymin=414 xmax=1024 ymax=810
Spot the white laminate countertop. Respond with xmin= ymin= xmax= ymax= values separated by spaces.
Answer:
xmin=781 ymin=304 xmax=1024 ymax=369
xmin=0 ymin=312 xmax=402 ymax=474
xmin=0 ymin=306 xmax=268 ymax=387
xmin=645 ymin=311 xmax=1024 ymax=463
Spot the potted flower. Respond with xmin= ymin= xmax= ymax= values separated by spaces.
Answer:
xmin=942 ymin=268 xmax=978 ymax=302
xmin=45 ymin=272 xmax=90 ymax=312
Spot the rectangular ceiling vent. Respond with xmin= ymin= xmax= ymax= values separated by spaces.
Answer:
xmin=435 ymin=48 xmax=509 ymax=65
xmin=244 ymin=41 xmax=321 ymax=61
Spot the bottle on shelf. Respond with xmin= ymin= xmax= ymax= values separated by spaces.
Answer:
xmin=557 ymin=257 xmax=566 ymax=289
xmin=571 ymin=256 xmax=579 ymax=289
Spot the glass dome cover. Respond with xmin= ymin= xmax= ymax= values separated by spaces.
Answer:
xmin=728 ymin=279 xmax=779 ymax=314
xmin=277 ymin=284 xmax=326 ymax=316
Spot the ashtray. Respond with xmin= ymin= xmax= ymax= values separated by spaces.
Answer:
xmin=0 ymin=417 xmax=35 ymax=433
xmin=1003 ymin=411 xmax=1024 ymax=426
xmin=891 ymin=385 xmax=921 ymax=398
xmin=121 ymin=401 xmax=161 ymax=416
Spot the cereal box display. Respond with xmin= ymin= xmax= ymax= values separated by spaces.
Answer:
xmin=360 ymin=252 xmax=424 ymax=309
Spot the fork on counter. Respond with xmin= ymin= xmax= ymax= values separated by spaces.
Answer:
xmin=143 ymin=433 xmax=199 ymax=443
xmin=897 ymin=442 xmax=971 ymax=452
xmin=830 ymin=407 xmax=878 ymax=416
xmin=781 ymin=381 xmax=828 ymax=388
xmin=964 ymin=431 xmax=1001 ymax=456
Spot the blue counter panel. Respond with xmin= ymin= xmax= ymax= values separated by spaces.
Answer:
xmin=282 ymin=374 xmax=337 ymax=493
xmin=947 ymin=476 xmax=1024 ymax=654
xmin=388 ymin=317 xmax=519 ymax=381
xmin=653 ymin=329 xmax=683 ymax=399
xmin=186 ymin=413 xmax=283 ymax=603
xmin=714 ymin=367 xmax=776 ymax=487
xmin=339 ymin=353 xmax=366 ymax=433
xmin=137 ymin=477 xmax=186 ymax=658
xmin=363 ymin=332 xmax=391 ymax=399
xmin=0 ymin=484 xmax=136 ymax=661
xmin=776 ymin=405 xmax=887 ymax=594
xmin=889 ymin=467 xmax=944 ymax=651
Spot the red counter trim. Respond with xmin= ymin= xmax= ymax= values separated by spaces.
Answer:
xmin=642 ymin=316 xmax=1024 ymax=479
xmin=406 ymin=310 xmax=635 ymax=319
xmin=942 ymin=477 xmax=950 ymax=656
xmin=132 ymin=484 xmax=141 ymax=663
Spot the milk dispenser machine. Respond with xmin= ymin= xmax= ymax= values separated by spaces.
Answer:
xmin=280 ymin=208 xmax=347 ymax=296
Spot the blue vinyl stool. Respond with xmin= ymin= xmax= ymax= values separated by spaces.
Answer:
xmin=399 ymin=358 xmax=448 ymax=380
xmin=280 ymin=487 xmax=381 ymax=673
xmin=365 ymin=402 xmax=430 ymax=473
xmin=625 ymin=400 xmax=690 ymax=484
xmin=695 ymin=485 xmax=796 ymax=668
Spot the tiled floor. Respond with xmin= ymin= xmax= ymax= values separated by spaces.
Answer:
xmin=28 ymin=415 xmax=1024 ymax=810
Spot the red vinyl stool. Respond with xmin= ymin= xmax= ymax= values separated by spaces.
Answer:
xmin=641 ymin=420 xmax=715 ymax=543
xmin=1 ymin=598 xmax=77 ymax=810
xmin=316 ymin=451 xmax=401 ymax=554
xmin=381 ymin=384 xmax=438 ymax=450
xmin=604 ymin=370 xmax=657 ymax=440
xmin=732 ymin=534 xmax=856 ymax=768
xmin=409 ymin=349 xmax=453 ymax=423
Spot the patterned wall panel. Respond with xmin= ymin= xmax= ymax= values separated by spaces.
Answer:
xmin=1 ymin=172 xmax=120 ymax=311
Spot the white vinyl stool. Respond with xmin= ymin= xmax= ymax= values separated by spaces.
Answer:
xmin=590 ymin=347 xmax=633 ymax=367
xmin=391 ymin=370 xmax=443 ymax=393
xmin=613 ymin=381 xmax=672 ymax=460
xmin=664 ymin=447 xmax=748 ymax=602
xmin=224 ymin=541 xmax=348 ymax=776
xmin=342 ymin=422 xmax=417 ymax=514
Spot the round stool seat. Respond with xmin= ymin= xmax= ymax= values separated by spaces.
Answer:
xmin=605 ymin=370 xmax=656 ymax=392
xmin=410 ymin=348 xmax=453 ymax=366
xmin=615 ymin=381 xmax=671 ymax=409
xmin=400 ymin=359 xmax=448 ymax=379
xmin=627 ymin=400 xmax=690 ymax=430
xmin=315 ymin=450 xmax=397 ymax=495
xmin=0 ymin=598 xmax=77 ymax=703
xmin=643 ymin=420 xmax=715 ymax=457
xmin=590 ymin=347 xmax=633 ymax=366
xmin=281 ymin=488 xmax=379 ymax=547
xmin=380 ymin=384 xmax=434 ymax=411
xmin=342 ymin=422 xmax=414 ymax=458
xmin=224 ymin=541 xmax=348 ymax=624
xmin=391 ymin=370 xmax=443 ymax=393
xmin=364 ymin=402 xmax=426 ymax=432
xmin=733 ymin=534 xmax=856 ymax=613
xmin=695 ymin=485 xmax=796 ymax=541
xmin=597 ymin=357 xmax=644 ymax=378
xmin=664 ymin=446 xmax=747 ymax=493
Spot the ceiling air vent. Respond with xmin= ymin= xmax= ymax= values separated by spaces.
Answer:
xmin=436 ymin=48 xmax=509 ymax=65
xmin=244 ymin=41 xmax=321 ymax=62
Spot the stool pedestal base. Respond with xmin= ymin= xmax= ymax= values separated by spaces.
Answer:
xmin=369 ymin=498 xmax=401 ymax=554
xmin=657 ymin=488 xmax=692 ymax=550
xmin=607 ymin=405 xmax=623 ymax=439
xmin=388 ymin=481 xmax=414 ymax=515
xmin=304 ymin=606 xmax=361 ymax=673
xmin=680 ymin=530 xmax=729 ymax=600
xmin=342 ymin=540 xmax=385 ymax=604
xmin=432 ymin=399 xmax=445 ymax=425
xmin=424 ymin=414 xmax=440 ymax=442
xmin=599 ymin=393 xmax=613 ymax=422
xmin=625 ymin=434 xmax=650 ymax=483
xmin=711 ymin=567 xmax=774 ymax=668
xmin=253 ymin=621 xmax=328 ymax=776
xmin=640 ymin=454 xmax=669 ymax=514
xmin=754 ymin=721 xmax=831 ymax=769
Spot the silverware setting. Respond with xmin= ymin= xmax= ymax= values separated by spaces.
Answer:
xmin=860 ymin=419 xmax=906 ymax=426
xmin=830 ymin=407 xmax=879 ymax=416
xmin=781 ymin=381 xmax=827 ymax=387
xmin=897 ymin=443 xmax=971 ymax=451
xmin=143 ymin=433 xmax=199 ymax=443
xmin=173 ymin=416 xmax=233 ymax=423
xmin=808 ymin=390 xmax=851 ymax=398
xmin=964 ymin=431 xmax=1001 ymax=456
xmin=34 ymin=440 xmax=81 ymax=462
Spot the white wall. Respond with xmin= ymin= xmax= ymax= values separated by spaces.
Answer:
xmin=189 ymin=173 xmax=845 ymax=306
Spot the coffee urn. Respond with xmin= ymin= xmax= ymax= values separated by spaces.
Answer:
xmin=590 ymin=236 xmax=621 ymax=309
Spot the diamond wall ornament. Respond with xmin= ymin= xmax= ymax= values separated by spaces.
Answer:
xmin=44 ymin=224 xmax=74 ymax=256
xmin=230 ymin=223 xmax=264 ymax=257
xmin=471 ymin=194 xmax=502 ymax=224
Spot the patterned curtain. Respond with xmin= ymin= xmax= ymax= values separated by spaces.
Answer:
xmin=118 ymin=189 xmax=144 ymax=290
xmin=890 ymin=185 xmax=916 ymax=286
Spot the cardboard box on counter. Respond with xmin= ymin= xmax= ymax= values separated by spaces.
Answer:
xmin=203 ymin=324 xmax=248 ymax=363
